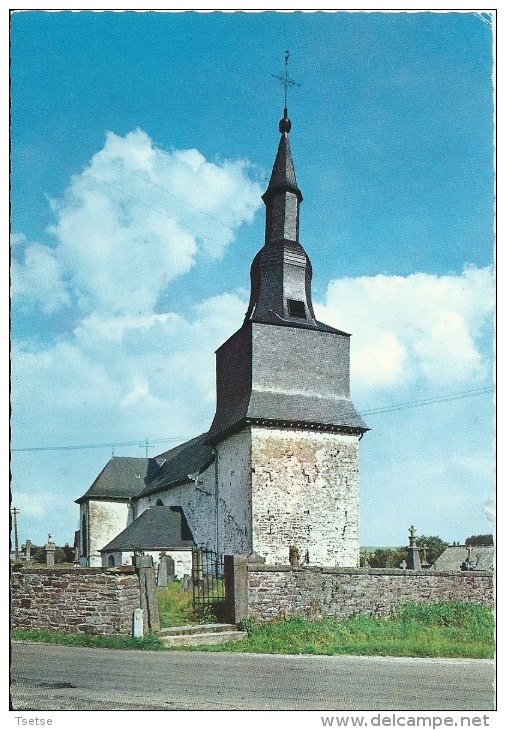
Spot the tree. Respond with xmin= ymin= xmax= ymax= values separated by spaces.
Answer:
xmin=361 ymin=535 xmax=449 ymax=569
xmin=363 ymin=547 xmax=408 ymax=568
xmin=416 ymin=535 xmax=449 ymax=565
xmin=62 ymin=544 xmax=75 ymax=562
xmin=465 ymin=534 xmax=494 ymax=547
xmin=32 ymin=547 xmax=67 ymax=564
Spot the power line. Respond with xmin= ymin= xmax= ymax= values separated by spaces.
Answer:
xmin=360 ymin=387 xmax=494 ymax=417
xmin=11 ymin=386 xmax=494 ymax=453
xmin=118 ymin=164 xmax=238 ymax=235
xmin=90 ymin=173 xmax=256 ymax=265
xmin=11 ymin=436 xmax=185 ymax=454
xmin=90 ymin=175 xmax=217 ymax=243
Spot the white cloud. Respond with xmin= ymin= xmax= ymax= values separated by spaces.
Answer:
xmin=13 ymin=129 xmax=262 ymax=317
xmin=11 ymin=236 xmax=70 ymax=314
xmin=483 ymin=499 xmax=495 ymax=524
xmin=315 ymin=265 xmax=494 ymax=391
xmin=15 ymin=491 xmax=62 ymax=520
xmin=11 ymin=291 xmax=247 ymax=450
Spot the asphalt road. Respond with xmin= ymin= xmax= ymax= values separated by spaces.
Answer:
xmin=11 ymin=642 xmax=495 ymax=711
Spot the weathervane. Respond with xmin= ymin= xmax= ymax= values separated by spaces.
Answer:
xmin=272 ymin=50 xmax=301 ymax=116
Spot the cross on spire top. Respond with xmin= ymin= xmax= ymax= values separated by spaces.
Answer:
xmin=272 ymin=50 xmax=301 ymax=119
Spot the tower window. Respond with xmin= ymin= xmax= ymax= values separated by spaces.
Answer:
xmin=287 ymin=299 xmax=306 ymax=318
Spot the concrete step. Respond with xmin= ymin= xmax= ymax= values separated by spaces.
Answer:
xmin=159 ymin=623 xmax=239 ymax=637
xmin=160 ymin=629 xmax=248 ymax=647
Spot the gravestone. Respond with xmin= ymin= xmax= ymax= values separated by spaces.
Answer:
xmin=45 ymin=535 xmax=56 ymax=568
xmin=289 ymin=546 xmax=300 ymax=567
xmin=166 ymin=555 xmax=175 ymax=583
xmin=406 ymin=525 xmax=422 ymax=570
xmin=180 ymin=574 xmax=191 ymax=592
xmin=133 ymin=554 xmax=160 ymax=633
xmin=22 ymin=540 xmax=32 ymax=566
xmin=157 ymin=552 xmax=175 ymax=587
xmin=157 ymin=551 xmax=168 ymax=587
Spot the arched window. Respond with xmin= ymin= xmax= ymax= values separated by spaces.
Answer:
xmin=107 ymin=554 xmax=115 ymax=567
xmin=81 ymin=513 xmax=87 ymax=556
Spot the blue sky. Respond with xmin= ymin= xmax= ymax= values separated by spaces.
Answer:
xmin=10 ymin=10 xmax=495 ymax=550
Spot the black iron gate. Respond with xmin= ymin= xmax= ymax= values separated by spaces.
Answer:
xmin=192 ymin=547 xmax=228 ymax=623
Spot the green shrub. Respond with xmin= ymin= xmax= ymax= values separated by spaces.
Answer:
xmin=238 ymin=618 xmax=257 ymax=637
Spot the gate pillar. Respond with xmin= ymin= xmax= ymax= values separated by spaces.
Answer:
xmin=224 ymin=555 xmax=249 ymax=624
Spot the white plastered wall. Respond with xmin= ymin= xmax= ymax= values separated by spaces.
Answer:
xmin=134 ymin=463 xmax=217 ymax=551
xmin=134 ymin=431 xmax=253 ymax=557
xmin=101 ymin=549 xmax=192 ymax=578
xmin=215 ymin=428 xmax=252 ymax=555
xmin=85 ymin=499 xmax=130 ymax=567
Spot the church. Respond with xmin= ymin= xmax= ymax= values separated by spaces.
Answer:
xmin=76 ymin=104 xmax=368 ymax=573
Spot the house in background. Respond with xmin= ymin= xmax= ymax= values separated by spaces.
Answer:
xmin=431 ymin=545 xmax=494 ymax=572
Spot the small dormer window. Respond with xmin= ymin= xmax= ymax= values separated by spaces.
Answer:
xmin=287 ymin=299 xmax=306 ymax=318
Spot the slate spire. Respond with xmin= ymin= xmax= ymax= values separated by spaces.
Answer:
xmin=244 ymin=110 xmax=320 ymax=328
xmin=262 ymin=109 xmax=303 ymax=234
xmin=209 ymin=105 xmax=368 ymax=441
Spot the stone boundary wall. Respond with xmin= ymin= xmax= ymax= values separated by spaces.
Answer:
xmin=246 ymin=564 xmax=494 ymax=622
xmin=11 ymin=568 xmax=141 ymax=636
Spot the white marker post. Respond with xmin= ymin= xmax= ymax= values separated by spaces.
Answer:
xmin=133 ymin=607 xmax=144 ymax=638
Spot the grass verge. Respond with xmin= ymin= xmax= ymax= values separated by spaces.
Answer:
xmin=11 ymin=603 xmax=494 ymax=659
xmin=187 ymin=602 xmax=495 ymax=659
xmin=11 ymin=629 xmax=165 ymax=650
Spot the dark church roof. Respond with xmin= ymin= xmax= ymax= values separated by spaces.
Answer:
xmin=76 ymin=435 xmax=215 ymax=504
xmin=262 ymin=125 xmax=302 ymax=203
xmin=246 ymin=391 xmax=367 ymax=430
xmin=75 ymin=456 xmax=159 ymax=504
xmin=137 ymin=433 xmax=215 ymax=498
xmin=206 ymin=110 xmax=368 ymax=441
xmin=100 ymin=506 xmax=194 ymax=552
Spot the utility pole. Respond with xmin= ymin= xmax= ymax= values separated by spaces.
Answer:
xmin=142 ymin=438 xmax=154 ymax=458
xmin=11 ymin=507 xmax=20 ymax=561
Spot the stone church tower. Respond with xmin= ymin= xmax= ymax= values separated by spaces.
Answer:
xmin=77 ymin=105 xmax=368 ymax=569
xmin=208 ymin=109 xmax=368 ymax=566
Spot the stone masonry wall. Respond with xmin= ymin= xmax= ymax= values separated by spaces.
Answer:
xmin=11 ymin=568 xmax=141 ymax=636
xmin=251 ymin=428 xmax=360 ymax=566
xmin=246 ymin=565 xmax=494 ymax=623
